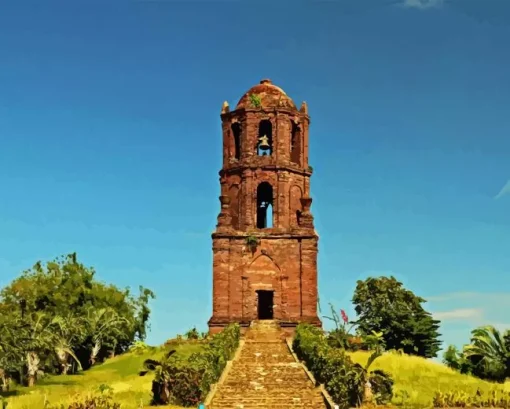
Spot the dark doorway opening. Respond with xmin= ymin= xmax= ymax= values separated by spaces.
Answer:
xmin=257 ymin=290 xmax=274 ymax=320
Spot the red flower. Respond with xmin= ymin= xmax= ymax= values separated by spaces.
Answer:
xmin=340 ymin=309 xmax=349 ymax=324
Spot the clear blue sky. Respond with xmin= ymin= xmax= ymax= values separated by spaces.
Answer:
xmin=1 ymin=0 xmax=509 ymax=355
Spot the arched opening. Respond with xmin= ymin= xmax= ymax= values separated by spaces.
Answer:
xmin=290 ymin=121 xmax=301 ymax=164
xmin=231 ymin=123 xmax=241 ymax=160
xmin=257 ymin=120 xmax=273 ymax=156
xmin=256 ymin=182 xmax=273 ymax=228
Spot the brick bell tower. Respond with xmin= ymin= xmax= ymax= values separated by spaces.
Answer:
xmin=208 ymin=79 xmax=322 ymax=335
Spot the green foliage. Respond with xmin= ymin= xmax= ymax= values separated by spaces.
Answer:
xmin=352 ymin=276 xmax=442 ymax=358
xmin=368 ymin=369 xmax=394 ymax=405
xmin=443 ymin=344 xmax=473 ymax=375
xmin=142 ymin=324 xmax=240 ymax=407
xmin=464 ymin=326 xmax=510 ymax=382
xmin=245 ymin=235 xmax=258 ymax=248
xmin=293 ymin=324 xmax=393 ymax=409
xmin=128 ymin=341 xmax=152 ymax=355
xmin=443 ymin=326 xmax=510 ymax=383
xmin=249 ymin=94 xmax=262 ymax=108
xmin=432 ymin=389 xmax=510 ymax=408
xmin=185 ymin=327 xmax=200 ymax=340
xmin=0 ymin=253 xmax=155 ymax=387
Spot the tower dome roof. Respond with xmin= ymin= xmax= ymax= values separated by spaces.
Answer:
xmin=235 ymin=79 xmax=297 ymax=110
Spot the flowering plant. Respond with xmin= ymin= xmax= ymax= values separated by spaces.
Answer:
xmin=323 ymin=304 xmax=358 ymax=349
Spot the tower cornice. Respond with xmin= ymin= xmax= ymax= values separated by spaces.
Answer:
xmin=219 ymin=163 xmax=313 ymax=178
xmin=221 ymin=108 xmax=311 ymax=123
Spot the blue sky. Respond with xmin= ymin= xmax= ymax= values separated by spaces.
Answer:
xmin=0 ymin=0 xmax=509 ymax=356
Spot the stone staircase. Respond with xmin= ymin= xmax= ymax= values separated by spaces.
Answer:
xmin=207 ymin=320 xmax=329 ymax=409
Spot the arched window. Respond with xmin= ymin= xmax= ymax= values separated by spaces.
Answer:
xmin=256 ymin=182 xmax=273 ymax=228
xmin=290 ymin=121 xmax=301 ymax=164
xmin=231 ymin=123 xmax=241 ymax=160
xmin=257 ymin=120 xmax=273 ymax=156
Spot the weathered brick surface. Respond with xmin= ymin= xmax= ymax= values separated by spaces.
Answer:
xmin=209 ymin=80 xmax=321 ymax=334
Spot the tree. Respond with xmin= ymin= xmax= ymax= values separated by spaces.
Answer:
xmin=85 ymin=307 xmax=130 ymax=366
xmin=463 ymin=326 xmax=510 ymax=382
xmin=352 ymin=276 xmax=441 ymax=358
xmin=51 ymin=312 xmax=86 ymax=375
xmin=0 ymin=313 xmax=25 ymax=391
xmin=0 ymin=253 xmax=155 ymax=382
xmin=442 ymin=345 xmax=472 ymax=374
xmin=21 ymin=311 xmax=56 ymax=386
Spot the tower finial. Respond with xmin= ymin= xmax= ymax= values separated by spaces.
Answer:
xmin=221 ymin=101 xmax=230 ymax=114
xmin=300 ymin=101 xmax=308 ymax=114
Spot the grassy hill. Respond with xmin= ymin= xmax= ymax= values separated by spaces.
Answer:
xmin=350 ymin=350 xmax=510 ymax=408
xmin=2 ymin=342 xmax=204 ymax=409
xmin=3 ymin=344 xmax=510 ymax=409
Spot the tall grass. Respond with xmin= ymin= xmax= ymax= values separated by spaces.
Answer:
xmin=350 ymin=350 xmax=510 ymax=408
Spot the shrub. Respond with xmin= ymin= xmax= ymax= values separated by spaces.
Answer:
xmin=293 ymin=324 xmax=393 ymax=409
xmin=368 ymin=369 xmax=394 ymax=405
xmin=143 ymin=323 xmax=241 ymax=407
xmin=185 ymin=327 xmax=200 ymax=340
xmin=129 ymin=340 xmax=152 ymax=355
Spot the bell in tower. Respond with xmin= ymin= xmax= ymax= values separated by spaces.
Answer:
xmin=209 ymin=79 xmax=321 ymax=335
xmin=257 ymin=135 xmax=271 ymax=156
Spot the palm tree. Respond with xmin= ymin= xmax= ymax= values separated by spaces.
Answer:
xmin=22 ymin=312 xmax=55 ymax=386
xmin=50 ymin=313 xmax=86 ymax=375
xmin=463 ymin=325 xmax=510 ymax=378
xmin=85 ymin=307 xmax=130 ymax=366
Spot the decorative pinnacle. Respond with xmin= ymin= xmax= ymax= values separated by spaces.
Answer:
xmin=300 ymin=101 xmax=308 ymax=114
xmin=221 ymin=101 xmax=230 ymax=114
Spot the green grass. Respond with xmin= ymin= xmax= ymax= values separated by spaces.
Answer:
xmin=2 ymin=342 xmax=204 ymax=409
xmin=350 ymin=350 xmax=510 ymax=408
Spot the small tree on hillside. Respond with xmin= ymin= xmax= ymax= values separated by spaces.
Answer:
xmin=443 ymin=345 xmax=472 ymax=374
xmin=352 ymin=276 xmax=441 ymax=358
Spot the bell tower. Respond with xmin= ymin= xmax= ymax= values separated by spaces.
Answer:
xmin=208 ymin=79 xmax=322 ymax=335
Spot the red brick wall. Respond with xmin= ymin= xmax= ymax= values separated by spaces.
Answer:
xmin=210 ymin=235 xmax=319 ymax=321
xmin=209 ymin=81 xmax=321 ymax=333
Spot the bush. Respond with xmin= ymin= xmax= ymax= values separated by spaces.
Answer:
xmin=293 ymin=324 xmax=394 ymax=409
xmin=369 ymin=369 xmax=394 ymax=405
xmin=185 ymin=327 xmax=200 ymax=340
xmin=146 ymin=323 xmax=241 ymax=407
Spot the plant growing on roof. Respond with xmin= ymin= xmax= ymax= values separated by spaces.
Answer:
xmin=249 ymin=94 xmax=262 ymax=108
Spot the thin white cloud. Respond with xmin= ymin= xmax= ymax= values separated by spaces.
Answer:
xmin=402 ymin=0 xmax=443 ymax=9
xmin=495 ymin=179 xmax=510 ymax=200
xmin=433 ymin=308 xmax=483 ymax=320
